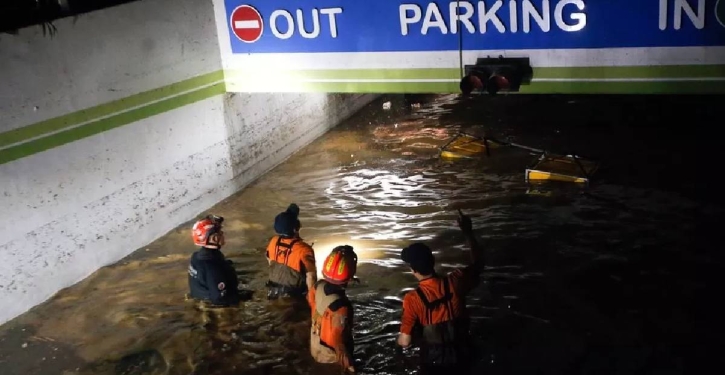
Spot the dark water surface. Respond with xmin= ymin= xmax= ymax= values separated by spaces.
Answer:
xmin=1 ymin=94 xmax=722 ymax=375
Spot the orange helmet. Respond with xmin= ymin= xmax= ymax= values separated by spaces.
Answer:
xmin=321 ymin=245 xmax=358 ymax=284
xmin=192 ymin=215 xmax=225 ymax=249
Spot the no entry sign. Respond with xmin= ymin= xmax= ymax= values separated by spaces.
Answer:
xmin=230 ymin=5 xmax=264 ymax=43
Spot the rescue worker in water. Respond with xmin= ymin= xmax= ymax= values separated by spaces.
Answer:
xmin=266 ymin=203 xmax=317 ymax=300
xmin=309 ymin=245 xmax=358 ymax=373
xmin=397 ymin=209 xmax=485 ymax=374
xmin=188 ymin=214 xmax=241 ymax=307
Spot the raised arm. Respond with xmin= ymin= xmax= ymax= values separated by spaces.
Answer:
xmin=457 ymin=209 xmax=485 ymax=273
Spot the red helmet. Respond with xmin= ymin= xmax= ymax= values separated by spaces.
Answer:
xmin=192 ymin=215 xmax=225 ymax=249
xmin=322 ymin=245 xmax=358 ymax=284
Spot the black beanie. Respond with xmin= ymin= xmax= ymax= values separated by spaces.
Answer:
xmin=274 ymin=203 xmax=300 ymax=237
xmin=286 ymin=203 xmax=300 ymax=217
xmin=401 ymin=242 xmax=435 ymax=275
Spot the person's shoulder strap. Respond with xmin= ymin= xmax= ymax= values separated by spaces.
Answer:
xmin=328 ymin=296 xmax=350 ymax=312
xmin=275 ymin=236 xmax=299 ymax=249
xmin=274 ymin=236 xmax=298 ymax=264
xmin=327 ymin=286 xmax=351 ymax=312
xmin=438 ymin=276 xmax=453 ymax=301
xmin=415 ymin=278 xmax=453 ymax=310
xmin=315 ymin=281 xmax=348 ymax=314
xmin=416 ymin=277 xmax=455 ymax=324
xmin=415 ymin=286 xmax=429 ymax=306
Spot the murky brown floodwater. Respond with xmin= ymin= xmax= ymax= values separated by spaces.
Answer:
xmin=1 ymin=94 xmax=722 ymax=375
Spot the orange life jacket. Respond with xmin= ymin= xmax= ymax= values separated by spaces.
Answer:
xmin=310 ymin=280 xmax=352 ymax=363
xmin=415 ymin=277 xmax=469 ymax=366
xmin=267 ymin=236 xmax=306 ymax=290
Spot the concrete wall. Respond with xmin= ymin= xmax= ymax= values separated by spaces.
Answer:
xmin=0 ymin=0 xmax=375 ymax=325
xmin=222 ymin=93 xmax=373 ymax=186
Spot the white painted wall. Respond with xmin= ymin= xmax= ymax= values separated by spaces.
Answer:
xmin=0 ymin=0 xmax=376 ymax=325
xmin=223 ymin=93 xmax=374 ymax=187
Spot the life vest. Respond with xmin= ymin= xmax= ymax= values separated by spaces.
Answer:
xmin=416 ymin=277 xmax=469 ymax=366
xmin=267 ymin=236 xmax=306 ymax=290
xmin=310 ymin=280 xmax=350 ymax=364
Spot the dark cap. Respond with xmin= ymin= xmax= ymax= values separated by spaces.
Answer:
xmin=274 ymin=204 xmax=301 ymax=237
xmin=401 ymin=242 xmax=435 ymax=275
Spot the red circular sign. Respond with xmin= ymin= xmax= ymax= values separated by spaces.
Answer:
xmin=230 ymin=5 xmax=264 ymax=43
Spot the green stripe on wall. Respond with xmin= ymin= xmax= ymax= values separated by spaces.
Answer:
xmin=0 ymin=71 xmax=224 ymax=148
xmin=225 ymin=65 xmax=725 ymax=80
xmin=0 ymin=83 xmax=225 ymax=165
xmin=226 ymin=81 xmax=461 ymax=93
xmin=520 ymin=80 xmax=725 ymax=94
xmin=536 ymin=65 xmax=725 ymax=79
xmin=226 ymin=80 xmax=725 ymax=94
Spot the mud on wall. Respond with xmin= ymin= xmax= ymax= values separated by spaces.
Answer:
xmin=0 ymin=0 xmax=376 ymax=325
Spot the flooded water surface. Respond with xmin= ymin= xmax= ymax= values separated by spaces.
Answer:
xmin=1 ymin=94 xmax=721 ymax=375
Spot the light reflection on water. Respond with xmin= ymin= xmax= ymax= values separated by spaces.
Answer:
xmin=0 ymin=94 xmax=719 ymax=375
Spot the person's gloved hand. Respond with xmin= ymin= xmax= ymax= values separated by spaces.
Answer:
xmin=456 ymin=209 xmax=473 ymax=235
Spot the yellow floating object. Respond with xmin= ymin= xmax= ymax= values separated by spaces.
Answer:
xmin=439 ymin=133 xmax=500 ymax=159
xmin=525 ymin=154 xmax=599 ymax=184
xmin=440 ymin=133 xmax=600 ymax=185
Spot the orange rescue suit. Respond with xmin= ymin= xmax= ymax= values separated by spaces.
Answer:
xmin=266 ymin=235 xmax=316 ymax=291
xmin=400 ymin=267 xmax=479 ymax=366
xmin=309 ymin=280 xmax=354 ymax=369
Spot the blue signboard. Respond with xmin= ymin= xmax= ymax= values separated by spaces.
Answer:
xmin=224 ymin=0 xmax=725 ymax=54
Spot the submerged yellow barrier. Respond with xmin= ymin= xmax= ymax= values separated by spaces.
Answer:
xmin=439 ymin=133 xmax=500 ymax=159
xmin=440 ymin=132 xmax=599 ymax=184
xmin=525 ymin=154 xmax=599 ymax=185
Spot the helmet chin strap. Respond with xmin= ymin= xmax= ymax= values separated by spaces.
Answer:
xmin=205 ymin=230 xmax=224 ymax=249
